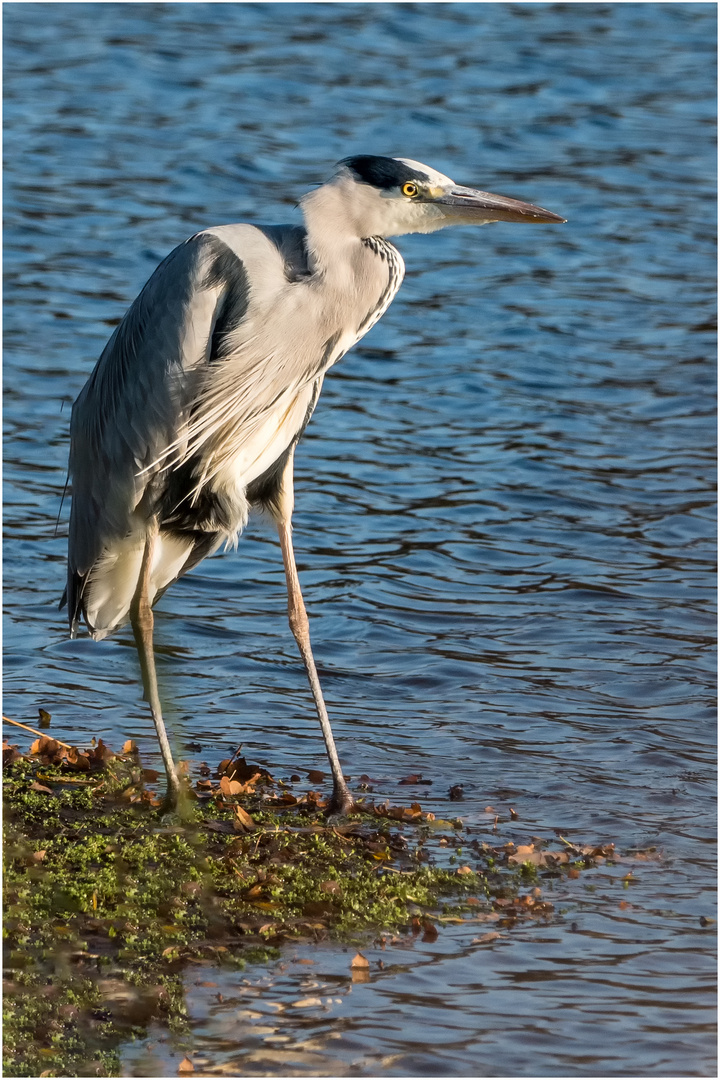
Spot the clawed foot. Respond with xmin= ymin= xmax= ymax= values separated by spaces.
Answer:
xmin=326 ymin=785 xmax=355 ymax=817
xmin=159 ymin=776 xmax=186 ymax=817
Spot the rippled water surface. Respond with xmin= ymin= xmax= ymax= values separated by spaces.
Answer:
xmin=4 ymin=3 xmax=716 ymax=1076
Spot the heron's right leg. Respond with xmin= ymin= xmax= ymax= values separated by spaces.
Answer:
xmin=129 ymin=522 xmax=181 ymax=811
xmin=274 ymin=451 xmax=354 ymax=815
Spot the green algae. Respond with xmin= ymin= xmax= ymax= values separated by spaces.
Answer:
xmin=4 ymin=741 xmax=601 ymax=1078
xmin=3 ymin=753 xmax=484 ymax=1076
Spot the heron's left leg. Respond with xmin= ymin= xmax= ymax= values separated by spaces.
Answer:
xmin=273 ymin=451 xmax=354 ymax=815
xmin=129 ymin=520 xmax=181 ymax=811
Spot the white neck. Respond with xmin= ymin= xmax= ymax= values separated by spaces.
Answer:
xmin=301 ymin=176 xmax=373 ymax=276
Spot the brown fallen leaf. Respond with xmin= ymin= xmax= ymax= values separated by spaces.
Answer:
xmin=258 ymin=923 xmax=279 ymax=935
xmin=38 ymin=708 xmax=52 ymax=729
xmin=320 ymin=880 xmax=342 ymax=896
xmin=30 ymin=780 xmax=53 ymax=795
xmin=122 ymin=739 xmax=137 ymax=754
xmin=302 ymin=900 xmax=335 ymax=917
xmin=244 ymin=883 xmax=266 ymax=900
xmin=30 ymin=736 xmax=61 ymax=757
xmin=233 ymin=805 xmax=256 ymax=833
xmin=237 ymin=773 xmax=263 ymax=793
xmin=369 ymin=799 xmax=434 ymax=823
xmin=178 ymin=1057 xmax=194 ymax=1074
xmin=220 ymin=754 xmax=272 ymax=785
xmin=87 ymin=739 xmax=114 ymax=766
xmin=307 ymin=769 xmax=325 ymax=784
xmin=3 ymin=739 xmax=21 ymax=769
xmin=65 ymin=746 xmax=91 ymax=771
xmin=456 ymin=865 xmax=474 ymax=875
xmin=204 ymin=820 xmax=234 ymax=835
xmin=350 ymin=951 xmax=369 ymax=970
xmin=508 ymin=849 xmax=571 ymax=867
xmin=219 ymin=775 xmax=243 ymax=796
xmin=472 ymin=931 xmax=502 ymax=945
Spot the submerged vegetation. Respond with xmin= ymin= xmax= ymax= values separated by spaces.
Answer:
xmin=3 ymin=730 xmax=616 ymax=1077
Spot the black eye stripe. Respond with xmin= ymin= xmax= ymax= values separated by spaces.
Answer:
xmin=339 ymin=155 xmax=431 ymax=191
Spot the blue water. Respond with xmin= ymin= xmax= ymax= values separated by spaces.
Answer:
xmin=3 ymin=3 xmax=716 ymax=1076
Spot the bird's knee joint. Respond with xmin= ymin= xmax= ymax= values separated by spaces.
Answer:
xmin=288 ymin=605 xmax=309 ymax=645
xmin=131 ymin=600 xmax=153 ymax=635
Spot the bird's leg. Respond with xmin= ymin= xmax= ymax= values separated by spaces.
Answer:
xmin=274 ymin=453 xmax=354 ymax=815
xmin=129 ymin=522 xmax=181 ymax=811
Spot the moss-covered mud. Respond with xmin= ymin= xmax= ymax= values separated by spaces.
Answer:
xmin=3 ymin=737 xmax=615 ymax=1077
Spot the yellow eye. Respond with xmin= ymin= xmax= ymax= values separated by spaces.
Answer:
xmin=402 ymin=182 xmax=418 ymax=198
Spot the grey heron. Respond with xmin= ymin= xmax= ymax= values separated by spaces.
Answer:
xmin=64 ymin=155 xmax=565 ymax=813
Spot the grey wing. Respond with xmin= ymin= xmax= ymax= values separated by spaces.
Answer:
xmin=153 ymin=224 xmax=340 ymax=498
xmin=66 ymin=231 xmax=250 ymax=629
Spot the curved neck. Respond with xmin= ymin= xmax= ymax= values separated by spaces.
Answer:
xmin=301 ymin=177 xmax=381 ymax=276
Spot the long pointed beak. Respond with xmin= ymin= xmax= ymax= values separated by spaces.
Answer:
xmin=434 ymin=185 xmax=566 ymax=224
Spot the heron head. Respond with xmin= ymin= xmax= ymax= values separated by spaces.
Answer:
xmin=333 ymin=155 xmax=566 ymax=237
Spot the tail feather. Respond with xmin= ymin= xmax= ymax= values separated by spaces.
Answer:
xmin=65 ymin=570 xmax=86 ymax=638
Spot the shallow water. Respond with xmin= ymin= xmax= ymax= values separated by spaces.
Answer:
xmin=3 ymin=2 xmax=716 ymax=1076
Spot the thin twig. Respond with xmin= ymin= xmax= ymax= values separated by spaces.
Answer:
xmin=2 ymin=715 xmax=73 ymax=750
